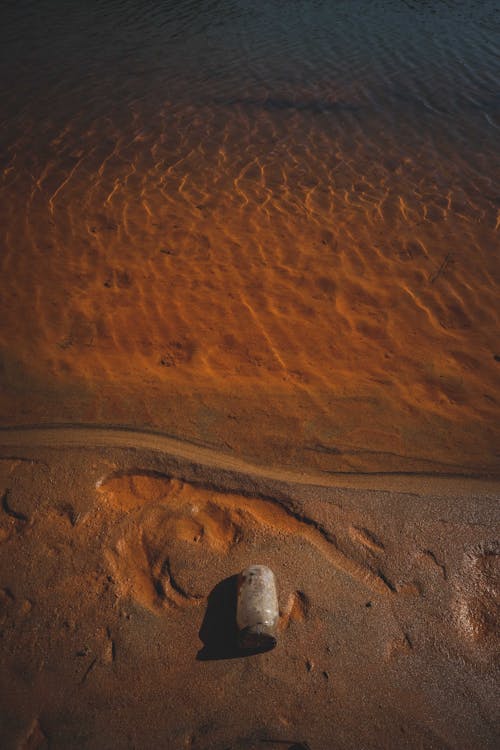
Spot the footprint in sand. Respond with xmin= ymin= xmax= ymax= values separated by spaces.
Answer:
xmin=454 ymin=544 xmax=499 ymax=647
xmin=280 ymin=591 xmax=310 ymax=631
xmin=97 ymin=471 xmax=393 ymax=614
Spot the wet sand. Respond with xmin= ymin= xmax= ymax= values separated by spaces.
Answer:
xmin=0 ymin=437 xmax=498 ymax=749
xmin=1 ymin=72 xmax=499 ymax=477
xmin=1 ymin=144 xmax=499 ymax=474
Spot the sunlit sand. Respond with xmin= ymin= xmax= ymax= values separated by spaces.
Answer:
xmin=1 ymin=0 xmax=499 ymax=747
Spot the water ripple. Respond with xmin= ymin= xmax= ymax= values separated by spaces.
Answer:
xmin=0 ymin=0 xmax=498 ymax=472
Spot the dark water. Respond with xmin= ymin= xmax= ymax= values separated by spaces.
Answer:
xmin=1 ymin=1 xmax=499 ymax=472
xmin=2 ymin=1 xmax=499 ymax=122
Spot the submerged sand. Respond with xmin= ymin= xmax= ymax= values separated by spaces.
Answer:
xmin=1 ymin=89 xmax=499 ymax=476
xmin=0 ymin=436 xmax=498 ymax=749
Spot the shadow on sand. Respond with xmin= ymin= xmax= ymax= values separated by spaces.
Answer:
xmin=197 ymin=575 xmax=274 ymax=661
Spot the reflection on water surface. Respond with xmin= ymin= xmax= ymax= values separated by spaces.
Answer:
xmin=0 ymin=0 xmax=499 ymax=473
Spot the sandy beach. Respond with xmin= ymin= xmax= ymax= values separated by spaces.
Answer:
xmin=1 ymin=1 xmax=499 ymax=747
xmin=0 ymin=431 xmax=498 ymax=749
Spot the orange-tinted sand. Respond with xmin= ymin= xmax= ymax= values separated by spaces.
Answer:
xmin=0 ymin=446 xmax=498 ymax=748
xmin=1 ymin=3 xmax=499 ymax=748
xmin=1 ymin=103 xmax=499 ymax=473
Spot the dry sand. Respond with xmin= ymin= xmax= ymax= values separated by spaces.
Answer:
xmin=0 ymin=432 xmax=498 ymax=749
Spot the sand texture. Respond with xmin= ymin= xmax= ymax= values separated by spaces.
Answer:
xmin=0 ymin=440 xmax=498 ymax=749
xmin=1 ymin=92 xmax=499 ymax=475
xmin=1 ymin=4 xmax=499 ymax=747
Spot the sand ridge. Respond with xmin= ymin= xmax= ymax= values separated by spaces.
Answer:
xmin=98 ymin=471 xmax=394 ymax=614
xmin=1 ymin=425 xmax=499 ymax=499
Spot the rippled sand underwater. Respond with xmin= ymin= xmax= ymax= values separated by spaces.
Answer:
xmin=0 ymin=0 xmax=499 ymax=473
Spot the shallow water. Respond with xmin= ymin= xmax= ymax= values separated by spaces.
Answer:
xmin=1 ymin=0 xmax=499 ymax=473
